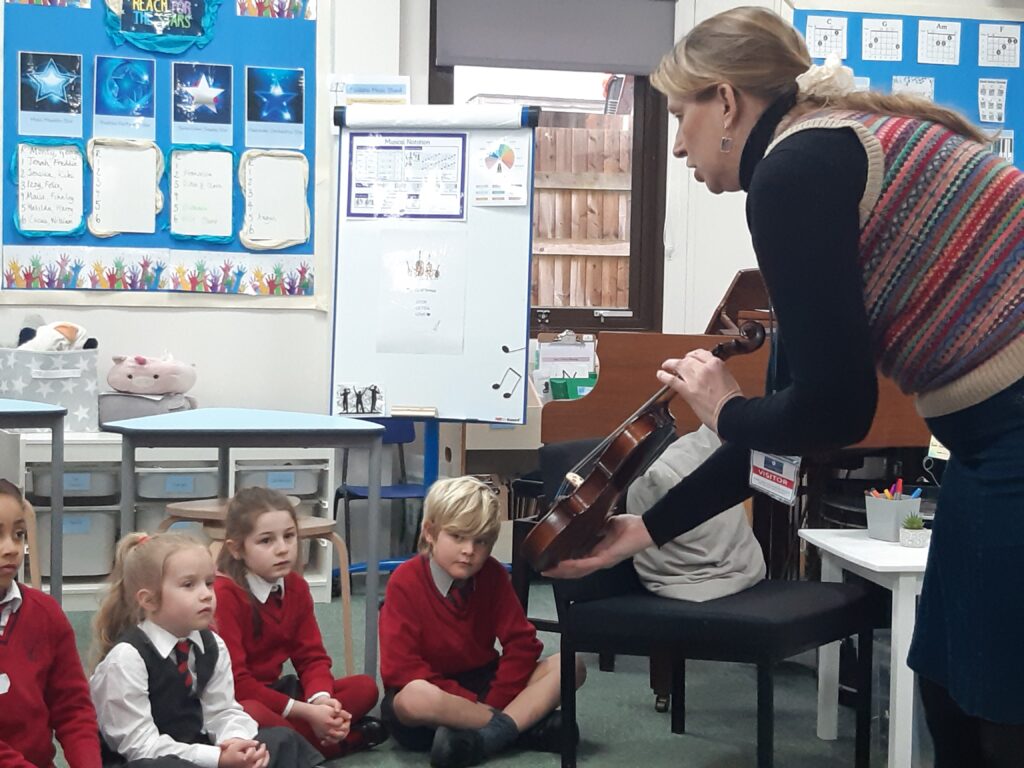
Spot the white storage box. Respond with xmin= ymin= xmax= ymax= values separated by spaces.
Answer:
xmin=135 ymin=502 xmax=211 ymax=543
xmin=136 ymin=464 xmax=219 ymax=499
xmin=36 ymin=505 xmax=117 ymax=577
xmin=235 ymin=462 xmax=325 ymax=496
xmin=28 ymin=463 xmax=119 ymax=501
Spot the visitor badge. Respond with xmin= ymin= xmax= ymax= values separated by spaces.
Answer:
xmin=749 ymin=451 xmax=801 ymax=505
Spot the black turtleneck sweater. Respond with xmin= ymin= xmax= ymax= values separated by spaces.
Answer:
xmin=643 ymin=99 xmax=875 ymax=547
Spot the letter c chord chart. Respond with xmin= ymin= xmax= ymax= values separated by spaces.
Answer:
xmin=806 ymin=15 xmax=849 ymax=59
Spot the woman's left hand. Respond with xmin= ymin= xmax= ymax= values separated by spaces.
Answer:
xmin=542 ymin=515 xmax=654 ymax=580
xmin=657 ymin=349 xmax=743 ymax=432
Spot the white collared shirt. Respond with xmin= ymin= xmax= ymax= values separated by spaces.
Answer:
xmin=429 ymin=557 xmax=457 ymax=597
xmin=244 ymin=572 xmax=285 ymax=604
xmin=90 ymin=619 xmax=257 ymax=768
xmin=242 ymin=572 xmax=327 ymax=714
xmin=0 ymin=580 xmax=22 ymax=636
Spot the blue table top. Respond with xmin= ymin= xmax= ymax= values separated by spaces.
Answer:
xmin=0 ymin=398 xmax=67 ymax=416
xmin=102 ymin=408 xmax=386 ymax=436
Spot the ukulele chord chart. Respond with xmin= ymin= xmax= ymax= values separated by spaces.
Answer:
xmin=979 ymin=79 xmax=1008 ymax=124
xmin=862 ymin=18 xmax=903 ymax=62
xmin=979 ymin=24 xmax=1021 ymax=68
xmin=806 ymin=15 xmax=848 ymax=60
xmin=918 ymin=20 xmax=961 ymax=66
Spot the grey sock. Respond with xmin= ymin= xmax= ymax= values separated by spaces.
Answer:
xmin=478 ymin=710 xmax=519 ymax=756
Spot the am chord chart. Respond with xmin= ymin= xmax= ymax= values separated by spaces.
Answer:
xmin=806 ymin=15 xmax=848 ymax=59
xmin=979 ymin=24 xmax=1021 ymax=68
xmin=918 ymin=20 xmax=961 ymax=66
xmin=862 ymin=17 xmax=903 ymax=62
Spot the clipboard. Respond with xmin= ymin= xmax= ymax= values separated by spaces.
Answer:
xmin=537 ymin=330 xmax=596 ymax=381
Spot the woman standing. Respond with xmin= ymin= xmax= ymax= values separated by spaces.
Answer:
xmin=549 ymin=8 xmax=1024 ymax=766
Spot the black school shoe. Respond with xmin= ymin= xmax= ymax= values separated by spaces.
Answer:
xmin=430 ymin=726 xmax=485 ymax=768
xmin=518 ymin=710 xmax=579 ymax=753
xmin=347 ymin=716 xmax=390 ymax=751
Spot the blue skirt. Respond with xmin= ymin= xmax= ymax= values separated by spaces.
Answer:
xmin=908 ymin=375 xmax=1024 ymax=723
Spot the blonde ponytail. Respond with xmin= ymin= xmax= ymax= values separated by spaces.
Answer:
xmin=90 ymin=532 xmax=205 ymax=667
xmin=653 ymin=6 xmax=989 ymax=144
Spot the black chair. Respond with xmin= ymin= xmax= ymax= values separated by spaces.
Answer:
xmin=514 ymin=439 xmax=876 ymax=768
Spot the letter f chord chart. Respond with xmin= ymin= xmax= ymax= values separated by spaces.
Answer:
xmin=979 ymin=24 xmax=1021 ymax=68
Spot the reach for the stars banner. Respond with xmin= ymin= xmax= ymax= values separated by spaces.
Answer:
xmin=2 ymin=0 xmax=319 ymax=294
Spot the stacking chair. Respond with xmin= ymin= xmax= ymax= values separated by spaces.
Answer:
xmin=334 ymin=418 xmax=427 ymax=574
xmin=513 ymin=439 xmax=876 ymax=768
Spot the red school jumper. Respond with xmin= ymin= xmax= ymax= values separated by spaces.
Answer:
xmin=213 ymin=572 xmax=378 ymax=757
xmin=0 ymin=586 xmax=101 ymax=768
xmin=379 ymin=555 xmax=543 ymax=709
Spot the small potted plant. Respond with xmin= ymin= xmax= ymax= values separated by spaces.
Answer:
xmin=899 ymin=512 xmax=930 ymax=548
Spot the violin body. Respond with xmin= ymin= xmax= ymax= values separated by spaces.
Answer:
xmin=522 ymin=321 xmax=766 ymax=573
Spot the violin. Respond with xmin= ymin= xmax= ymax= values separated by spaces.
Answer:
xmin=522 ymin=321 xmax=767 ymax=573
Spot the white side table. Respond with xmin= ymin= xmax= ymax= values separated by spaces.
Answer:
xmin=799 ymin=528 xmax=928 ymax=768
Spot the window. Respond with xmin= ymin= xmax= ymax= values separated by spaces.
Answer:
xmin=430 ymin=6 xmax=666 ymax=332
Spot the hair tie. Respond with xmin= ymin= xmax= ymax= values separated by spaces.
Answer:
xmin=796 ymin=52 xmax=856 ymax=99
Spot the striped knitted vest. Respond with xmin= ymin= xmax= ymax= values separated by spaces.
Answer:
xmin=768 ymin=110 xmax=1024 ymax=417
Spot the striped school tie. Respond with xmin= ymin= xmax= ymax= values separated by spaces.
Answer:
xmin=174 ymin=640 xmax=193 ymax=690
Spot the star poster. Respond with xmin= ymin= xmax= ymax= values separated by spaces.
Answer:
xmin=19 ymin=51 xmax=83 ymax=138
xmin=94 ymin=56 xmax=156 ymax=140
xmin=245 ymin=66 xmax=304 ymax=150
xmin=172 ymin=61 xmax=232 ymax=145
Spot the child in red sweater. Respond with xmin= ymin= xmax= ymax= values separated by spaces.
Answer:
xmin=0 ymin=480 xmax=101 ymax=768
xmin=380 ymin=476 xmax=586 ymax=768
xmin=214 ymin=487 xmax=386 ymax=759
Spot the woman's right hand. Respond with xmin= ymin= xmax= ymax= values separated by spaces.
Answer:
xmin=542 ymin=514 xmax=654 ymax=580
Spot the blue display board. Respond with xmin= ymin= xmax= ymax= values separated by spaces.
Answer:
xmin=2 ymin=2 xmax=317 ymax=294
xmin=792 ymin=7 xmax=1022 ymax=161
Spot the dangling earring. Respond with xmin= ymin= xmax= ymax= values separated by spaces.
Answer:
xmin=720 ymin=136 xmax=734 ymax=153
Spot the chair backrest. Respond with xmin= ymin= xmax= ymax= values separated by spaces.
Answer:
xmin=367 ymin=418 xmax=417 ymax=446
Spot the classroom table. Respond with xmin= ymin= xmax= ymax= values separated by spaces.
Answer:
xmin=103 ymin=408 xmax=385 ymax=674
xmin=799 ymin=528 xmax=929 ymax=768
xmin=0 ymin=399 xmax=66 ymax=603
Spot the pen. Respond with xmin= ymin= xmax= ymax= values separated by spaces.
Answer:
xmin=909 ymin=487 xmax=922 ymax=499
xmin=883 ymin=489 xmax=893 ymax=500
xmin=896 ymin=478 xmax=904 ymax=499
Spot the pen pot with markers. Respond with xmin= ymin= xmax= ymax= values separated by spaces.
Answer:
xmin=865 ymin=496 xmax=921 ymax=542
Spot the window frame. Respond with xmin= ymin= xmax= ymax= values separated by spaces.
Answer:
xmin=428 ymin=2 xmax=665 ymax=334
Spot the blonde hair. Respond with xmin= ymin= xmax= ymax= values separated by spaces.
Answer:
xmin=216 ymin=488 xmax=299 ymax=637
xmin=652 ymin=6 xmax=988 ymax=144
xmin=418 ymin=476 xmax=500 ymax=554
xmin=91 ymin=532 xmax=206 ymax=666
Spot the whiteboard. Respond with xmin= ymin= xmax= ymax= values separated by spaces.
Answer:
xmin=330 ymin=105 xmax=535 ymax=424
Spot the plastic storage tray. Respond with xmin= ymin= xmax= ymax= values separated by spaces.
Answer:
xmin=235 ymin=462 xmax=325 ymax=496
xmin=36 ymin=506 xmax=118 ymax=577
xmin=136 ymin=465 xmax=220 ymax=499
xmin=28 ymin=463 xmax=119 ymax=501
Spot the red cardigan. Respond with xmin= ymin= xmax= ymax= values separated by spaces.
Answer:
xmin=0 ymin=586 xmax=101 ymax=768
xmin=379 ymin=555 xmax=542 ymax=709
xmin=214 ymin=572 xmax=336 ymax=714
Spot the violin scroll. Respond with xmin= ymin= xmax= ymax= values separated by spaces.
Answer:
xmin=711 ymin=321 xmax=766 ymax=361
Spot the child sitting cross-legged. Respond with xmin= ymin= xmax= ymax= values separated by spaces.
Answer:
xmin=90 ymin=532 xmax=323 ymax=768
xmin=213 ymin=487 xmax=387 ymax=758
xmin=0 ymin=480 xmax=102 ymax=768
xmin=380 ymin=476 xmax=586 ymax=768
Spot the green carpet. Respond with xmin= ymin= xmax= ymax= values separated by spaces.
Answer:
xmin=58 ymin=582 xmax=881 ymax=767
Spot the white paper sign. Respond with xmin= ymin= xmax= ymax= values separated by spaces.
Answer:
xmin=892 ymin=75 xmax=935 ymax=102
xmin=806 ymin=15 xmax=848 ymax=60
xmin=171 ymin=150 xmax=233 ymax=238
xmin=979 ymin=79 xmax=1008 ymax=124
xmin=468 ymin=135 xmax=529 ymax=207
xmin=862 ymin=18 xmax=903 ymax=62
xmin=979 ymin=24 xmax=1021 ymax=68
xmin=918 ymin=20 xmax=961 ymax=66
xmin=90 ymin=143 xmax=157 ymax=234
xmin=243 ymin=153 xmax=307 ymax=243
xmin=17 ymin=143 xmax=83 ymax=232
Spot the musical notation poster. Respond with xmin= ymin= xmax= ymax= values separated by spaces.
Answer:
xmin=375 ymin=229 xmax=468 ymax=356
xmin=346 ymin=131 xmax=466 ymax=220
